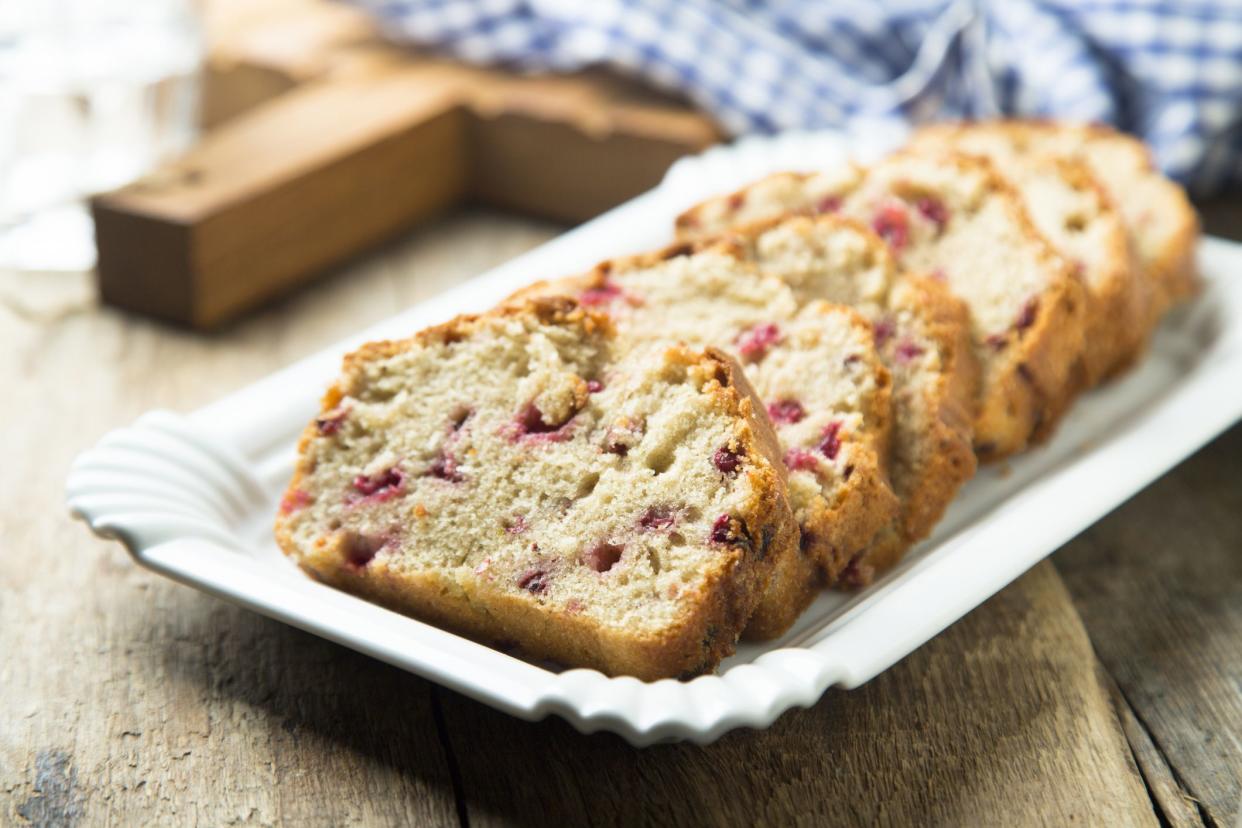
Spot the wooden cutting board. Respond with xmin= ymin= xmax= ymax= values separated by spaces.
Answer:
xmin=93 ymin=0 xmax=721 ymax=329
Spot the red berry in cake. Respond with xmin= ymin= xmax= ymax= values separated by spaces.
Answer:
xmin=873 ymin=317 xmax=895 ymax=348
xmin=818 ymin=421 xmax=842 ymax=460
xmin=279 ymin=488 xmax=311 ymax=514
xmin=713 ymin=446 xmax=743 ymax=475
xmin=583 ymin=542 xmax=624 ymax=573
xmin=601 ymin=417 xmax=644 ymax=456
xmin=815 ymin=195 xmax=843 ymax=214
xmin=428 ymin=453 xmax=463 ymax=482
xmin=915 ymin=195 xmax=949 ymax=232
xmin=638 ymin=504 xmax=676 ymax=531
xmin=587 ymin=379 xmax=604 ymax=393
xmin=517 ymin=568 xmax=550 ymax=594
xmin=511 ymin=402 xmax=577 ymax=442
xmin=315 ymin=408 xmax=349 ymax=436
xmin=352 ymin=467 xmax=405 ymax=500
xmin=839 ymin=554 xmax=875 ymax=589
xmin=710 ymin=514 xmax=734 ymax=544
xmin=579 ymin=280 xmax=623 ymax=306
xmin=735 ymin=323 xmax=782 ymax=362
xmin=784 ymin=448 xmax=819 ymax=472
xmin=872 ymin=204 xmax=909 ymax=253
xmin=895 ymin=339 xmax=925 ymax=363
xmin=766 ymin=399 xmax=806 ymax=425
xmin=1015 ymin=297 xmax=1039 ymax=331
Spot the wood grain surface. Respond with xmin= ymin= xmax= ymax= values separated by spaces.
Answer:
xmin=2 ymin=210 xmax=1239 ymax=827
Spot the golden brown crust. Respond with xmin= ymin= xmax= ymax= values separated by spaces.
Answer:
xmin=275 ymin=300 xmax=797 ymax=679
xmin=697 ymin=347 xmax=805 ymax=640
xmin=888 ymin=274 xmax=979 ymax=543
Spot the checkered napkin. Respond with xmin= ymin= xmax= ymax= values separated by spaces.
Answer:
xmin=348 ymin=0 xmax=1242 ymax=193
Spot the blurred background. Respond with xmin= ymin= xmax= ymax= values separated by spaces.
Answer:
xmin=3 ymin=0 xmax=1239 ymax=329
xmin=0 ymin=0 xmax=201 ymax=272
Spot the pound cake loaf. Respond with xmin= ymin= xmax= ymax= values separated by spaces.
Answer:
xmin=730 ymin=215 xmax=979 ymax=584
xmin=514 ymin=243 xmax=899 ymax=627
xmin=677 ymin=153 xmax=1088 ymax=460
xmin=911 ymin=120 xmax=1199 ymax=328
xmin=275 ymin=298 xmax=799 ymax=680
xmin=908 ymin=123 xmax=1149 ymax=381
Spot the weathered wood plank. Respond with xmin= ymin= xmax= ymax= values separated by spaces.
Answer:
xmin=1055 ymin=424 xmax=1242 ymax=827
xmin=438 ymin=561 xmax=1157 ymax=827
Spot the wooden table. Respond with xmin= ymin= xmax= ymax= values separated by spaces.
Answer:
xmin=3 ymin=208 xmax=1240 ymax=827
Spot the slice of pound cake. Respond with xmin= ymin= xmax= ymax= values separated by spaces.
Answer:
xmin=275 ymin=298 xmax=799 ymax=680
xmin=908 ymin=123 xmax=1150 ymax=381
xmin=677 ymin=153 xmax=1087 ymax=460
xmin=911 ymin=120 xmax=1199 ymax=329
xmin=513 ymin=243 xmax=899 ymax=629
xmin=729 ymin=215 xmax=979 ymax=585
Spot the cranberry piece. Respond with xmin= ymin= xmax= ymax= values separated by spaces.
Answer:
xmin=818 ymin=421 xmax=843 ymax=460
xmin=505 ymin=515 xmax=528 ymax=535
xmin=710 ymin=514 xmax=734 ymax=544
xmin=713 ymin=446 xmax=743 ymax=475
xmin=279 ymin=488 xmax=311 ymax=515
xmin=1015 ymin=298 xmax=1039 ymax=331
xmin=638 ymin=505 xmax=676 ymax=531
xmin=517 ymin=569 xmax=549 ymax=594
xmin=766 ymin=399 xmax=806 ymax=425
xmin=315 ymin=408 xmax=348 ymax=436
xmin=602 ymin=419 xmax=643 ymax=455
xmin=784 ymin=448 xmax=819 ymax=472
xmin=736 ymin=323 xmax=782 ymax=362
xmin=343 ymin=532 xmax=384 ymax=569
xmin=428 ymin=453 xmax=463 ymax=482
xmin=511 ymin=402 xmax=576 ymax=442
xmin=814 ymin=195 xmax=843 ymax=214
xmin=840 ymin=554 xmax=875 ymax=589
xmin=895 ymin=339 xmax=925 ymax=363
xmin=584 ymin=542 xmax=624 ymax=573
xmin=579 ymin=280 xmax=623 ymax=306
xmin=872 ymin=204 xmax=910 ymax=253
xmin=586 ymin=379 xmax=604 ymax=393
xmin=915 ymin=196 xmax=949 ymax=232
xmin=843 ymin=464 xmax=855 ymax=481
xmin=519 ymin=403 xmax=561 ymax=434
xmin=873 ymin=317 xmax=895 ymax=348
xmin=352 ymin=467 xmax=405 ymax=500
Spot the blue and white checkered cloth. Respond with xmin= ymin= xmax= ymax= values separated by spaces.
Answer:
xmin=348 ymin=0 xmax=1242 ymax=193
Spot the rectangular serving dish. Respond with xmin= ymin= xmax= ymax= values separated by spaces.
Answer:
xmin=68 ymin=131 xmax=1242 ymax=746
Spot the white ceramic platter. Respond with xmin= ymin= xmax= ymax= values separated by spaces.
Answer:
xmin=67 ymin=131 xmax=1242 ymax=746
